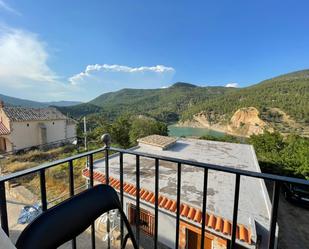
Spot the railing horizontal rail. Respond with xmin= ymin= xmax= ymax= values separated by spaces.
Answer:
xmin=1 ymin=146 xmax=308 ymax=187
xmin=0 ymin=147 xmax=106 ymax=183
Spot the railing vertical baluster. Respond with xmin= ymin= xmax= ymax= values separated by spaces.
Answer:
xmin=104 ymin=148 xmax=111 ymax=249
xmin=200 ymin=169 xmax=208 ymax=249
xmin=119 ymin=152 xmax=124 ymax=247
xmin=105 ymin=148 xmax=109 ymax=185
xmin=154 ymin=158 xmax=159 ymax=249
xmin=88 ymin=154 xmax=96 ymax=249
xmin=40 ymin=169 xmax=47 ymax=211
xmin=230 ymin=174 xmax=240 ymax=249
xmin=0 ymin=181 xmax=9 ymax=236
xmin=175 ymin=162 xmax=181 ymax=249
xmin=89 ymin=154 xmax=94 ymax=188
xmin=68 ymin=160 xmax=76 ymax=249
xmin=268 ymin=181 xmax=281 ymax=249
xmin=136 ymin=155 xmax=140 ymax=247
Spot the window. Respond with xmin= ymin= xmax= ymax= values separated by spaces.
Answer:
xmin=128 ymin=204 xmax=155 ymax=236
xmin=27 ymin=123 xmax=29 ymax=127
xmin=52 ymin=122 xmax=55 ymax=125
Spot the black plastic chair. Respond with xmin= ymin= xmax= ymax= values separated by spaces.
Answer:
xmin=15 ymin=184 xmax=138 ymax=249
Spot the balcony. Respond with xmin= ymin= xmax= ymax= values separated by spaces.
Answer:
xmin=0 ymin=134 xmax=308 ymax=249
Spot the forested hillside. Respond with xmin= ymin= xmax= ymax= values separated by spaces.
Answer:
xmin=58 ymin=70 xmax=309 ymax=134
xmin=182 ymin=69 xmax=309 ymax=123
xmin=59 ymin=83 xmax=232 ymax=122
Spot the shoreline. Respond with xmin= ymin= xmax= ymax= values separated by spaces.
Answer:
xmin=171 ymin=121 xmax=248 ymax=138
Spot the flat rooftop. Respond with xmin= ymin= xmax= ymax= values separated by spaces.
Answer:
xmin=93 ymin=137 xmax=271 ymax=241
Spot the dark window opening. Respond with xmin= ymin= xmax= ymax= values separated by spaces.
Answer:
xmin=52 ymin=122 xmax=55 ymax=125
xmin=27 ymin=123 xmax=29 ymax=127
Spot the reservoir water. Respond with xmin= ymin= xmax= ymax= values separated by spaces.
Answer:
xmin=168 ymin=125 xmax=225 ymax=138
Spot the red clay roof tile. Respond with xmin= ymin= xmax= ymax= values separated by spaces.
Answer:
xmin=207 ymin=214 xmax=216 ymax=228
xmin=187 ymin=207 xmax=196 ymax=220
xmin=215 ymin=217 xmax=223 ymax=232
xmin=193 ymin=210 xmax=202 ymax=223
xmin=180 ymin=205 xmax=190 ymax=217
xmin=223 ymin=220 xmax=231 ymax=235
xmin=169 ymin=201 xmax=177 ymax=212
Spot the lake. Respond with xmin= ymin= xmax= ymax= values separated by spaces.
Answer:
xmin=168 ymin=125 xmax=225 ymax=138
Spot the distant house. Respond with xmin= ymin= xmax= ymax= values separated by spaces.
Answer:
xmin=0 ymin=101 xmax=76 ymax=153
xmin=83 ymin=135 xmax=273 ymax=249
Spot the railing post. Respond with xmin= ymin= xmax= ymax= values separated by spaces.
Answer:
xmin=268 ymin=181 xmax=281 ymax=249
xmin=230 ymin=174 xmax=240 ymax=249
xmin=40 ymin=169 xmax=47 ymax=211
xmin=0 ymin=181 xmax=9 ymax=236
xmin=119 ymin=152 xmax=124 ymax=247
xmin=175 ymin=162 xmax=181 ymax=249
xmin=135 ymin=155 xmax=140 ymax=247
xmin=88 ymin=154 xmax=96 ymax=249
xmin=154 ymin=158 xmax=159 ymax=249
xmin=68 ymin=160 xmax=76 ymax=249
xmin=102 ymin=134 xmax=111 ymax=249
xmin=200 ymin=169 xmax=208 ymax=249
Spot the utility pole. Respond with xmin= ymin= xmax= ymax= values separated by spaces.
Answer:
xmin=83 ymin=116 xmax=87 ymax=151
xmin=84 ymin=116 xmax=90 ymax=188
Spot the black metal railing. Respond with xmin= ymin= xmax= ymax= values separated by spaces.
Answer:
xmin=0 ymin=135 xmax=308 ymax=249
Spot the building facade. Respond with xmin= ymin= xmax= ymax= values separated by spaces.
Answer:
xmin=0 ymin=101 xmax=76 ymax=153
xmin=83 ymin=135 xmax=275 ymax=249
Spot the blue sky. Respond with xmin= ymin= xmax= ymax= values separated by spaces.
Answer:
xmin=0 ymin=0 xmax=308 ymax=102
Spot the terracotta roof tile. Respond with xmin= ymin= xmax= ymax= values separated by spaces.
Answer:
xmin=215 ymin=217 xmax=223 ymax=232
xmin=159 ymin=197 xmax=168 ymax=208
xmin=82 ymin=169 xmax=253 ymax=245
xmin=180 ymin=205 xmax=190 ymax=217
xmin=207 ymin=214 xmax=216 ymax=228
xmin=223 ymin=220 xmax=231 ymax=235
xmin=149 ymin=195 xmax=155 ymax=204
xmin=164 ymin=199 xmax=173 ymax=210
xmin=239 ymin=224 xmax=249 ymax=242
xmin=193 ymin=210 xmax=202 ymax=223
xmin=187 ymin=207 xmax=196 ymax=220
xmin=169 ymin=201 xmax=177 ymax=212
xmin=145 ymin=192 xmax=153 ymax=202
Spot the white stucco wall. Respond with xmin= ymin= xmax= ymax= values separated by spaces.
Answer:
xmin=7 ymin=120 xmax=76 ymax=151
xmin=66 ymin=123 xmax=76 ymax=140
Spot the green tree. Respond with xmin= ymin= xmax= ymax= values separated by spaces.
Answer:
xmin=129 ymin=119 xmax=168 ymax=144
xmin=110 ymin=115 xmax=132 ymax=148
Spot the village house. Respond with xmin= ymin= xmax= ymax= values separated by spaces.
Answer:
xmin=83 ymin=135 xmax=273 ymax=249
xmin=0 ymin=101 xmax=76 ymax=153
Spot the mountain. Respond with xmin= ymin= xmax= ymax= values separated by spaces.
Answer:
xmin=57 ymin=69 xmax=309 ymax=136
xmin=44 ymin=101 xmax=82 ymax=107
xmin=182 ymin=69 xmax=309 ymax=123
xmin=58 ymin=84 xmax=232 ymax=122
xmin=0 ymin=94 xmax=81 ymax=108
xmin=0 ymin=94 xmax=48 ymax=108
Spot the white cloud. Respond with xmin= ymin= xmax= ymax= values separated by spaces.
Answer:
xmin=225 ymin=83 xmax=239 ymax=88
xmin=0 ymin=0 xmax=20 ymax=15
xmin=0 ymin=26 xmax=175 ymax=101
xmin=69 ymin=64 xmax=175 ymax=92
xmin=0 ymin=26 xmax=76 ymax=101
xmin=0 ymin=26 xmax=57 ymax=85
